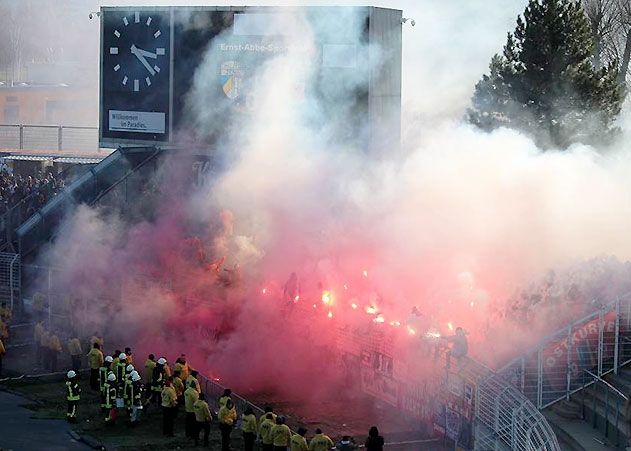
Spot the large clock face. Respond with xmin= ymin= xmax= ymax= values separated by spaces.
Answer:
xmin=109 ymin=11 xmax=168 ymax=93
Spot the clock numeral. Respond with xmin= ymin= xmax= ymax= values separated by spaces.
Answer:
xmin=134 ymin=12 xmax=140 ymax=23
xmin=154 ymin=30 xmax=161 ymax=38
xmin=134 ymin=79 xmax=140 ymax=92
xmin=123 ymin=17 xmax=129 ymax=26
xmin=146 ymin=77 xmax=151 ymax=87
xmin=146 ymin=17 xmax=152 ymax=26
xmin=122 ymin=76 xmax=128 ymax=86
xmin=114 ymin=64 xmax=120 ymax=72
xmin=109 ymin=47 xmax=119 ymax=55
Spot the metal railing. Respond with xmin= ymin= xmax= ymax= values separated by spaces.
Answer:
xmin=580 ymin=369 xmax=629 ymax=447
xmin=0 ymin=124 xmax=99 ymax=152
xmin=499 ymin=293 xmax=631 ymax=410
xmin=475 ymin=372 xmax=561 ymax=451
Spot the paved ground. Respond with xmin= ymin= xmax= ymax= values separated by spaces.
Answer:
xmin=0 ymin=390 xmax=91 ymax=451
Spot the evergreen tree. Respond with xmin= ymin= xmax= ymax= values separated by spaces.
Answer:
xmin=468 ymin=0 xmax=625 ymax=149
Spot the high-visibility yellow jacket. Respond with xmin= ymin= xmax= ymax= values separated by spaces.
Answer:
xmin=48 ymin=335 xmax=62 ymax=352
xmin=98 ymin=365 xmax=111 ymax=391
xmin=291 ymin=434 xmax=309 ymax=451
xmin=174 ymin=362 xmax=190 ymax=381
xmin=259 ymin=418 xmax=275 ymax=444
xmin=241 ymin=413 xmax=257 ymax=434
xmin=272 ymin=423 xmax=292 ymax=447
xmin=161 ymin=386 xmax=177 ymax=408
xmin=144 ymin=359 xmax=156 ymax=384
xmin=218 ymin=405 xmax=237 ymax=426
xmin=88 ymin=348 xmax=104 ymax=369
xmin=115 ymin=361 xmax=126 ymax=382
xmin=186 ymin=375 xmax=200 ymax=393
xmin=184 ymin=387 xmax=199 ymax=413
xmin=309 ymin=433 xmax=334 ymax=451
xmin=259 ymin=412 xmax=277 ymax=431
xmin=67 ymin=338 xmax=82 ymax=356
xmin=173 ymin=376 xmax=185 ymax=397
xmin=219 ymin=395 xmax=230 ymax=408
xmin=104 ymin=382 xmax=116 ymax=409
xmin=66 ymin=380 xmax=81 ymax=401
xmin=193 ymin=399 xmax=212 ymax=422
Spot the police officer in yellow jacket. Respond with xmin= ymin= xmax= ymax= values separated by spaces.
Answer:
xmin=65 ymin=370 xmax=81 ymax=423
xmin=242 ymin=406 xmax=258 ymax=451
xmin=291 ymin=427 xmax=309 ymax=451
xmin=259 ymin=413 xmax=275 ymax=451
xmin=218 ymin=398 xmax=237 ymax=451
xmin=309 ymin=429 xmax=334 ymax=451
xmin=161 ymin=378 xmax=178 ymax=437
xmin=184 ymin=384 xmax=199 ymax=438
xmin=271 ymin=416 xmax=292 ymax=450
xmin=193 ymin=392 xmax=212 ymax=446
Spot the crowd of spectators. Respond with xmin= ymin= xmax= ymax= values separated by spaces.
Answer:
xmin=0 ymin=171 xmax=65 ymax=216
xmin=495 ymin=257 xmax=631 ymax=335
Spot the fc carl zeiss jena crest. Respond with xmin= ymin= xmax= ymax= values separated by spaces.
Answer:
xmin=220 ymin=61 xmax=244 ymax=100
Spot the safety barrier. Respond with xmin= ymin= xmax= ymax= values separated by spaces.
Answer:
xmin=499 ymin=293 xmax=631 ymax=410
xmin=0 ymin=124 xmax=99 ymax=152
xmin=474 ymin=372 xmax=561 ymax=451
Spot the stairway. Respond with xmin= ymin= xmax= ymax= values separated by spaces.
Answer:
xmin=543 ymin=367 xmax=631 ymax=450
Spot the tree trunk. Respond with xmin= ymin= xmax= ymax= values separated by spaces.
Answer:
xmin=619 ymin=29 xmax=631 ymax=84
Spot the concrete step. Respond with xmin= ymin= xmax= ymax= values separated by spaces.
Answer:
xmin=552 ymin=400 xmax=583 ymax=420
xmin=544 ymin=410 xmax=617 ymax=451
xmin=571 ymin=391 xmax=627 ymax=449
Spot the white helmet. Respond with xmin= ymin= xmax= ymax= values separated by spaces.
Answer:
xmin=126 ymin=364 xmax=134 ymax=372
xmin=157 ymin=357 xmax=167 ymax=365
xmin=67 ymin=370 xmax=76 ymax=379
xmin=105 ymin=356 xmax=113 ymax=363
xmin=107 ymin=372 xmax=116 ymax=382
xmin=119 ymin=353 xmax=127 ymax=360
xmin=131 ymin=372 xmax=141 ymax=382
xmin=130 ymin=370 xmax=140 ymax=378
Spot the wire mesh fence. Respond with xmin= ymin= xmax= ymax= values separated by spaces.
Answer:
xmin=475 ymin=373 xmax=561 ymax=451
xmin=499 ymin=293 xmax=631 ymax=410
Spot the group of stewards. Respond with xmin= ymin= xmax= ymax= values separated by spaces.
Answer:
xmin=63 ymin=339 xmax=386 ymax=451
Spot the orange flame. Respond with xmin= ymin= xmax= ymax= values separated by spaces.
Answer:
xmin=321 ymin=291 xmax=332 ymax=305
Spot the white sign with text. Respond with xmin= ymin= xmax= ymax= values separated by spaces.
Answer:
xmin=109 ymin=110 xmax=166 ymax=134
